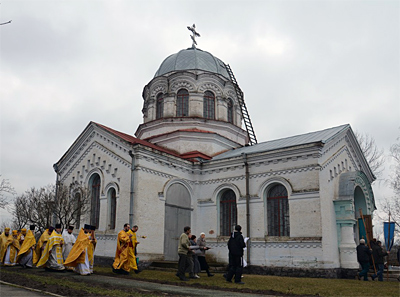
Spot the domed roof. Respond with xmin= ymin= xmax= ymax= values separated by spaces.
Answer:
xmin=154 ymin=47 xmax=230 ymax=80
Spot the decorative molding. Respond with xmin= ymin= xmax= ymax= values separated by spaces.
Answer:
xmin=60 ymin=141 xmax=130 ymax=183
xmin=170 ymin=80 xmax=195 ymax=92
xmin=150 ymin=84 xmax=167 ymax=98
xmin=198 ymin=82 xmax=223 ymax=96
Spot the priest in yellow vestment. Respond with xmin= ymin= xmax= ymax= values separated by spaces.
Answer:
xmin=18 ymin=228 xmax=27 ymax=246
xmin=64 ymin=224 xmax=93 ymax=275
xmin=17 ymin=225 xmax=36 ymax=268
xmin=113 ymin=223 xmax=133 ymax=274
xmin=128 ymin=225 xmax=141 ymax=271
xmin=37 ymin=224 xmax=65 ymax=271
xmin=3 ymin=230 xmax=21 ymax=266
xmin=88 ymin=225 xmax=97 ymax=273
xmin=33 ymin=227 xmax=52 ymax=265
xmin=0 ymin=227 xmax=11 ymax=264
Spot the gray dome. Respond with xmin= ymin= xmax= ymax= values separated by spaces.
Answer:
xmin=154 ymin=47 xmax=230 ymax=79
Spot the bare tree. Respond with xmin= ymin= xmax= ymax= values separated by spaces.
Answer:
xmin=0 ymin=219 xmax=17 ymax=231
xmin=0 ymin=176 xmax=16 ymax=209
xmin=11 ymin=184 xmax=91 ymax=233
xmin=379 ymin=136 xmax=400 ymax=236
xmin=355 ymin=131 xmax=385 ymax=179
xmin=11 ymin=186 xmax=54 ymax=233
xmin=389 ymin=136 xmax=400 ymax=196
xmin=53 ymin=183 xmax=91 ymax=229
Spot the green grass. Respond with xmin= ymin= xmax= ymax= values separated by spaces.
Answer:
xmin=95 ymin=266 xmax=400 ymax=297
xmin=2 ymin=267 xmax=399 ymax=296
xmin=1 ymin=269 xmax=156 ymax=297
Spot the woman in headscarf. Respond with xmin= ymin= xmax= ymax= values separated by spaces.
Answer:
xmin=197 ymin=232 xmax=214 ymax=277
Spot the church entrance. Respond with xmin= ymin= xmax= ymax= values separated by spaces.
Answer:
xmin=164 ymin=183 xmax=192 ymax=261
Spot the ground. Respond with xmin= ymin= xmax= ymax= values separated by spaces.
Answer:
xmin=0 ymin=265 xmax=399 ymax=297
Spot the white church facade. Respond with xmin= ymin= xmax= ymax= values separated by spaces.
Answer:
xmin=55 ymin=36 xmax=376 ymax=277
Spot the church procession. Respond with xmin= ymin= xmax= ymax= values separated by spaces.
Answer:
xmin=1 ymin=24 xmax=394 ymax=287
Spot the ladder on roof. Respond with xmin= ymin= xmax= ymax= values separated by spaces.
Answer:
xmin=225 ymin=64 xmax=257 ymax=145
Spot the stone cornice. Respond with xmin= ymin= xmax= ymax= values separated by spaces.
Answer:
xmin=58 ymin=124 xmax=133 ymax=179
xmin=60 ymin=141 xmax=131 ymax=183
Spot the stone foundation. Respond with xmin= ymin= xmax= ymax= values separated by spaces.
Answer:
xmin=94 ymin=256 xmax=358 ymax=279
xmin=244 ymin=265 xmax=358 ymax=279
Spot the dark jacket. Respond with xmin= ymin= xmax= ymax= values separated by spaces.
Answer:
xmin=372 ymin=244 xmax=388 ymax=265
xmin=227 ymin=231 xmax=246 ymax=256
xmin=357 ymin=243 xmax=372 ymax=263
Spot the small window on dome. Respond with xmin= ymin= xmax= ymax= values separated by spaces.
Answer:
xmin=177 ymin=89 xmax=189 ymax=117
xmin=156 ymin=93 xmax=164 ymax=119
xmin=203 ymin=91 xmax=215 ymax=119
xmin=227 ymin=98 xmax=233 ymax=123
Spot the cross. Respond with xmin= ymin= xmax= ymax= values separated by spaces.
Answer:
xmin=187 ymin=24 xmax=201 ymax=48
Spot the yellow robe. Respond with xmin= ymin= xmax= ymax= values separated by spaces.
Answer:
xmin=33 ymin=230 xmax=50 ymax=265
xmin=127 ymin=229 xmax=138 ymax=270
xmin=88 ymin=232 xmax=96 ymax=272
xmin=63 ymin=229 xmax=90 ymax=267
xmin=3 ymin=236 xmax=20 ymax=266
xmin=36 ymin=230 xmax=64 ymax=269
xmin=0 ymin=232 xmax=11 ymax=263
xmin=112 ymin=229 xmax=134 ymax=272
xmin=17 ymin=230 xmax=36 ymax=262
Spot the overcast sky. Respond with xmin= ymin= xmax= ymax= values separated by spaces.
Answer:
xmin=0 ymin=1 xmax=399 ymax=222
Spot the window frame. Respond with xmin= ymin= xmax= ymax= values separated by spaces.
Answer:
xmin=156 ymin=93 xmax=164 ymax=119
xmin=176 ymin=89 xmax=189 ymax=117
xmin=219 ymin=189 xmax=237 ymax=236
xmin=267 ymin=184 xmax=290 ymax=237
xmin=89 ymin=174 xmax=101 ymax=228
xmin=203 ymin=91 xmax=215 ymax=119
xmin=227 ymin=98 xmax=234 ymax=123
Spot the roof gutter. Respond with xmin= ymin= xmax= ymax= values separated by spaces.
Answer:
xmin=242 ymin=153 xmax=251 ymax=265
xmin=52 ymin=164 xmax=60 ymax=227
xmin=129 ymin=150 xmax=136 ymax=227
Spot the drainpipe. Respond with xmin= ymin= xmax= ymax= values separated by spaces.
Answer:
xmin=129 ymin=150 xmax=135 ymax=227
xmin=52 ymin=164 xmax=59 ymax=226
xmin=242 ymin=153 xmax=250 ymax=265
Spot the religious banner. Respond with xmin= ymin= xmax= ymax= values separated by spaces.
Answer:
xmin=383 ymin=222 xmax=395 ymax=251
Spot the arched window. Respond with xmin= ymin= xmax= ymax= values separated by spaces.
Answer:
xmin=220 ymin=189 xmax=237 ymax=236
xmin=267 ymin=184 xmax=289 ymax=236
xmin=156 ymin=93 xmax=164 ymax=119
xmin=89 ymin=174 xmax=101 ymax=228
xmin=74 ymin=192 xmax=81 ymax=230
xmin=177 ymin=89 xmax=189 ymax=117
xmin=227 ymin=98 xmax=233 ymax=123
xmin=108 ymin=188 xmax=117 ymax=230
xmin=203 ymin=91 xmax=215 ymax=119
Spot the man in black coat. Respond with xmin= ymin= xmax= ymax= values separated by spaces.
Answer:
xmin=371 ymin=241 xmax=389 ymax=281
xmin=356 ymin=239 xmax=372 ymax=281
xmin=226 ymin=225 xmax=246 ymax=284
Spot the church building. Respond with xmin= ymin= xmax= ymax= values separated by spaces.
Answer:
xmin=54 ymin=27 xmax=376 ymax=277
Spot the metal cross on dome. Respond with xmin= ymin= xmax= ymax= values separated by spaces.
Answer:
xmin=187 ymin=24 xmax=200 ymax=48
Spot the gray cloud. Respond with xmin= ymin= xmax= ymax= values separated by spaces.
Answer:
xmin=0 ymin=1 xmax=398 ymax=221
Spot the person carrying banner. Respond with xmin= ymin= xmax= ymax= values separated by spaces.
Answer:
xmin=356 ymin=239 xmax=372 ymax=281
xmin=371 ymin=241 xmax=389 ymax=281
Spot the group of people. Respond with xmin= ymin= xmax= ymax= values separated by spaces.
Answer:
xmin=5 ymin=223 xmax=395 ymax=283
xmin=0 ymin=223 xmax=97 ymax=275
xmin=356 ymin=238 xmax=391 ymax=281
xmin=177 ymin=225 xmax=246 ymax=284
